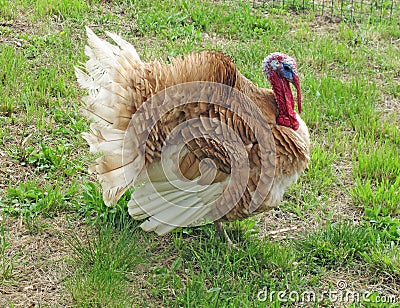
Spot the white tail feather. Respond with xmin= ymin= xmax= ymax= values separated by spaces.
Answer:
xmin=76 ymin=27 xmax=144 ymax=127
xmin=105 ymin=30 xmax=141 ymax=64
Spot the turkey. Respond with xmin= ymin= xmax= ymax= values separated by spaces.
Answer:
xmin=76 ymin=27 xmax=310 ymax=237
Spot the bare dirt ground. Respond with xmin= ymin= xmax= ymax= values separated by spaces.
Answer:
xmin=0 ymin=215 xmax=90 ymax=307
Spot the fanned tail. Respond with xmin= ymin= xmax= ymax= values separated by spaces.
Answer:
xmin=77 ymin=27 xmax=145 ymax=205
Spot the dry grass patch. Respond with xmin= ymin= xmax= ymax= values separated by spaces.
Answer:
xmin=0 ymin=215 xmax=91 ymax=307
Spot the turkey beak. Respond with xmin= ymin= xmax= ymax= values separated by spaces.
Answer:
xmin=291 ymin=74 xmax=302 ymax=114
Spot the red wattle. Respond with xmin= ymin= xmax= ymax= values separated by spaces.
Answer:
xmin=269 ymin=72 xmax=300 ymax=130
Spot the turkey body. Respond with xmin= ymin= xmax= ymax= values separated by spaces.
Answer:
xmin=76 ymin=28 xmax=310 ymax=235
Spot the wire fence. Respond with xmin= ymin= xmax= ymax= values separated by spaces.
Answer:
xmin=252 ymin=0 xmax=399 ymax=22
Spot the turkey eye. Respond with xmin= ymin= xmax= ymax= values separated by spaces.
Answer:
xmin=283 ymin=65 xmax=291 ymax=71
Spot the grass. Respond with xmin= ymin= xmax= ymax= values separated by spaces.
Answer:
xmin=0 ymin=0 xmax=399 ymax=306
xmin=0 ymin=222 xmax=15 ymax=282
xmin=64 ymin=216 xmax=147 ymax=306
xmin=296 ymin=222 xmax=372 ymax=268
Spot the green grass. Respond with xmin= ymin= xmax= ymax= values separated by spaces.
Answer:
xmin=296 ymin=222 xmax=372 ymax=268
xmin=64 ymin=215 xmax=147 ymax=306
xmin=0 ymin=221 xmax=15 ymax=282
xmin=0 ymin=0 xmax=399 ymax=306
